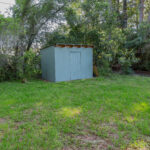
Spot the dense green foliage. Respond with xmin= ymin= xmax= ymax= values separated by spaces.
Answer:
xmin=0 ymin=75 xmax=150 ymax=149
xmin=0 ymin=0 xmax=150 ymax=80
xmin=0 ymin=50 xmax=41 ymax=81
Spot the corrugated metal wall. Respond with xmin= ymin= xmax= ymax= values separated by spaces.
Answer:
xmin=41 ymin=46 xmax=93 ymax=82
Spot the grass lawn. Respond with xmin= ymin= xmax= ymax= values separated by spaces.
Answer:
xmin=0 ymin=74 xmax=150 ymax=150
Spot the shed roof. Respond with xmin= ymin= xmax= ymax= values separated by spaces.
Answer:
xmin=41 ymin=44 xmax=94 ymax=51
xmin=55 ymin=44 xmax=94 ymax=48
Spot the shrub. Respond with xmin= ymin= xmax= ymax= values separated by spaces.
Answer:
xmin=0 ymin=50 xmax=41 ymax=82
xmin=23 ymin=50 xmax=41 ymax=79
xmin=95 ymin=28 xmax=138 ymax=75
xmin=96 ymin=53 xmax=112 ymax=76
xmin=0 ymin=54 xmax=15 ymax=81
xmin=125 ymin=23 xmax=150 ymax=71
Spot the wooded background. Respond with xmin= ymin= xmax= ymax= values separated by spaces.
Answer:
xmin=0 ymin=0 xmax=150 ymax=81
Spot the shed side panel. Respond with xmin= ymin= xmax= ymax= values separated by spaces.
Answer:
xmin=41 ymin=47 xmax=55 ymax=82
xmin=54 ymin=47 xmax=71 ymax=82
xmin=47 ymin=47 xmax=55 ymax=82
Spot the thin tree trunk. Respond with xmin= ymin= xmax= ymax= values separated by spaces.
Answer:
xmin=26 ymin=35 xmax=35 ymax=51
xmin=136 ymin=13 xmax=139 ymax=29
xmin=123 ymin=0 xmax=127 ymax=28
xmin=108 ymin=0 xmax=113 ymax=13
xmin=139 ymin=0 xmax=145 ymax=24
xmin=116 ymin=0 xmax=120 ymax=15
xmin=108 ymin=0 xmax=113 ymax=40
xmin=116 ymin=0 xmax=121 ymax=26
xmin=148 ymin=12 xmax=150 ymax=22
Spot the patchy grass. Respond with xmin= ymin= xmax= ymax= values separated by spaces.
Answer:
xmin=0 ymin=74 xmax=150 ymax=150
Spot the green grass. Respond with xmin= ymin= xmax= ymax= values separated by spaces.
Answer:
xmin=0 ymin=74 xmax=150 ymax=150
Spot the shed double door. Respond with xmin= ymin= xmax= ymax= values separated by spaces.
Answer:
xmin=70 ymin=51 xmax=81 ymax=80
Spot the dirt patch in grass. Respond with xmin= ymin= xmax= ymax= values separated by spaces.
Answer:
xmin=62 ymin=146 xmax=77 ymax=150
xmin=14 ymin=121 xmax=25 ymax=129
xmin=23 ymin=108 xmax=40 ymax=121
xmin=0 ymin=132 xmax=3 ymax=142
xmin=0 ymin=118 xmax=7 ymax=124
xmin=0 ymin=118 xmax=8 ymax=142
xmin=65 ymin=132 xmax=117 ymax=150
xmin=76 ymin=134 xmax=114 ymax=149
xmin=24 ymin=108 xmax=33 ymax=115
xmin=100 ymin=122 xmax=118 ymax=131
xmin=144 ymin=135 xmax=150 ymax=141
xmin=77 ymin=134 xmax=108 ymax=144
xmin=100 ymin=122 xmax=119 ymax=137
xmin=108 ymin=132 xmax=119 ymax=140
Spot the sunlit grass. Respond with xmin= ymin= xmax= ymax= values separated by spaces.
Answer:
xmin=132 ymin=102 xmax=149 ymax=112
xmin=125 ymin=116 xmax=138 ymax=123
xmin=127 ymin=140 xmax=149 ymax=149
xmin=58 ymin=107 xmax=81 ymax=117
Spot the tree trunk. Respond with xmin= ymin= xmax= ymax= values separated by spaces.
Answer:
xmin=26 ymin=35 xmax=35 ymax=51
xmin=123 ymin=0 xmax=127 ymax=28
xmin=108 ymin=0 xmax=113 ymax=13
xmin=108 ymin=0 xmax=113 ymax=40
xmin=148 ymin=12 xmax=150 ymax=22
xmin=136 ymin=12 xmax=139 ymax=29
xmin=139 ymin=0 xmax=145 ymax=24
xmin=116 ymin=0 xmax=120 ymax=15
xmin=116 ymin=0 xmax=121 ymax=25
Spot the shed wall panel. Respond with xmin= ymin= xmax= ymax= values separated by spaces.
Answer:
xmin=55 ymin=47 xmax=71 ymax=82
xmin=70 ymin=51 xmax=81 ymax=80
